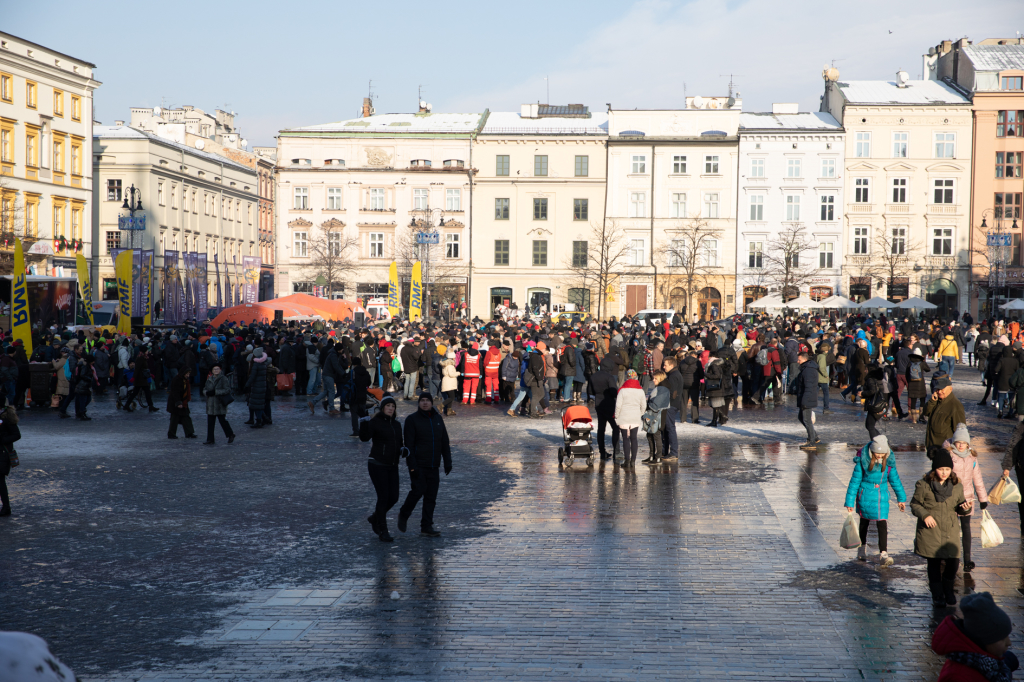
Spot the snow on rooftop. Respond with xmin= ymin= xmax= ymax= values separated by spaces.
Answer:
xmin=93 ymin=125 xmax=253 ymax=172
xmin=739 ymin=112 xmax=841 ymax=130
xmin=837 ymin=80 xmax=970 ymax=105
xmin=962 ymin=44 xmax=1024 ymax=72
xmin=481 ymin=111 xmax=609 ymax=135
xmin=285 ymin=113 xmax=484 ymax=134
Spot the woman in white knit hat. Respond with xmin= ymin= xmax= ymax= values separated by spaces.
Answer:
xmin=943 ymin=423 xmax=989 ymax=573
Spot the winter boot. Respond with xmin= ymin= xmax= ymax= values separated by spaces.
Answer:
xmin=857 ymin=545 xmax=867 ymax=561
xmin=930 ymin=582 xmax=946 ymax=606
xmin=378 ymin=520 xmax=394 ymax=543
xmin=367 ymin=514 xmax=381 ymax=535
xmin=942 ymin=580 xmax=957 ymax=606
xmin=879 ymin=551 xmax=894 ymax=567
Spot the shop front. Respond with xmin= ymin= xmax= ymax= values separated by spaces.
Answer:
xmin=887 ymin=277 xmax=910 ymax=304
xmin=743 ymin=286 xmax=767 ymax=312
xmin=849 ymin=276 xmax=871 ymax=304
xmin=926 ymin=278 xmax=959 ymax=320
xmin=490 ymin=287 xmax=513 ymax=315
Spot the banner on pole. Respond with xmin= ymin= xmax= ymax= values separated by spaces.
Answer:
xmin=197 ymin=254 xmax=208 ymax=321
xmin=76 ymin=252 xmax=94 ymax=326
xmin=11 ymin=239 xmax=32 ymax=356
xmin=141 ymin=250 xmax=153 ymax=325
xmin=242 ymin=256 xmax=261 ymax=304
xmin=409 ymin=261 xmax=422 ymax=321
xmin=214 ymin=253 xmax=222 ymax=310
xmin=388 ymin=261 xmax=399 ymax=317
xmin=115 ymin=249 xmax=133 ymax=335
xmin=163 ymin=250 xmax=180 ymax=326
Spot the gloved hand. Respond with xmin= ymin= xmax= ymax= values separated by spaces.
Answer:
xmin=400 ymin=447 xmax=410 ymax=459
xmin=980 ymin=501 xmax=989 ymax=510
xmin=358 ymin=415 xmax=372 ymax=423
xmin=444 ymin=463 xmax=452 ymax=476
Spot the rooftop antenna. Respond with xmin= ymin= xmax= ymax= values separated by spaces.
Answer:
xmin=544 ymin=76 xmax=549 ymax=104
xmin=719 ymin=74 xmax=745 ymax=98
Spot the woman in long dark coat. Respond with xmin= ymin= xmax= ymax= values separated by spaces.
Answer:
xmin=167 ymin=368 xmax=196 ymax=439
xmin=0 ymin=394 xmax=20 ymax=516
xmin=245 ymin=349 xmax=269 ymax=428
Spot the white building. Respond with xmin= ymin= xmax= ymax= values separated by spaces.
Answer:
xmin=471 ymin=104 xmax=607 ymax=315
xmin=275 ymin=102 xmax=480 ymax=313
xmin=606 ymin=97 xmax=742 ymax=319
xmin=736 ymin=105 xmax=845 ymax=309
xmin=0 ymin=31 xmax=100 ymax=274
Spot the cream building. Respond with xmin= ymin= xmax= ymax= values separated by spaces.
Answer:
xmin=0 ymin=31 xmax=99 ymax=274
xmin=471 ymin=104 xmax=607 ymax=315
xmin=822 ymin=71 xmax=973 ymax=318
xmin=736 ymin=106 xmax=845 ymax=310
xmin=275 ymin=103 xmax=480 ymax=314
xmin=606 ymin=98 xmax=741 ymax=319
xmin=92 ymin=123 xmax=259 ymax=305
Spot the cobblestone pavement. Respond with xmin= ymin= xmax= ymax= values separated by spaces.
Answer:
xmin=2 ymin=365 xmax=1023 ymax=681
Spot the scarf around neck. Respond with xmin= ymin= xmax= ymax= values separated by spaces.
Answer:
xmin=931 ymin=477 xmax=954 ymax=503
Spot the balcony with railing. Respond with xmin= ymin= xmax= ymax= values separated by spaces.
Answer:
xmin=885 ymin=203 xmax=910 ymax=214
xmin=928 ymin=204 xmax=959 ymax=215
xmin=849 ymin=203 xmax=873 ymax=213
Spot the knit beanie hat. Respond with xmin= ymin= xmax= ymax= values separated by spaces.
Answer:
xmin=951 ymin=423 xmax=970 ymax=446
xmin=931 ymin=447 xmax=954 ymax=470
xmin=869 ymin=435 xmax=889 ymax=454
xmin=961 ymin=592 xmax=1013 ymax=645
xmin=379 ymin=396 xmax=397 ymax=412
xmin=417 ymin=392 xmax=434 ymax=404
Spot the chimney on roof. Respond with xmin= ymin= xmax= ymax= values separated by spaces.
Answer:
xmin=362 ymin=97 xmax=373 ymax=118
xmin=520 ymin=103 xmax=540 ymax=119
xmin=115 ymin=120 xmax=124 ymax=126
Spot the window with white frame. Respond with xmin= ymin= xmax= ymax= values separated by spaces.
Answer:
xmin=748 ymin=241 xmax=763 ymax=268
xmin=630 ymin=238 xmax=645 ymax=266
xmin=749 ymin=195 xmax=763 ymax=220
xmin=631 ymin=155 xmax=646 ymax=174
xmin=672 ymin=155 xmax=687 ymax=173
xmin=446 ymin=188 xmax=461 ymax=211
xmin=671 ymin=193 xmax=687 ymax=218
xmin=328 ymin=232 xmax=342 ymax=257
xmin=821 ymin=158 xmax=835 ymax=178
xmin=786 ymin=195 xmax=801 ymax=221
xmin=704 ymin=192 xmax=719 ymax=218
xmin=327 ymin=187 xmax=343 ymax=210
xmin=750 ymin=158 xmax=765 ymax=177
xmin=629 ymin=192 xmax=646 ymax=218
xmin=892 ymin=226 xmax=906 ymax=255
xmin=853 ymin=226 xmax=868 ymax=254
xmin=158 ymin=182 xmax=164 ymax=205
xmin=369 ymin=188 xmax=385 ymax=210
xmin=413 ymin=188 xmax=428 ymax=210
xmin=932 ymin=227 xmax=952 ymax=255
xmin=445 ymin=233 xmax=460 ymax=258
xmin=705 ymin=155 xmax=719 ymax=173
xmin=369 ymin=232 xmax=385 ymax=258
xmin=293 ymin=231 xmax=308 ymax=257
xmin=702 ymin=238 xmax=720 ymax=267
xmin=819 ymin=242 xmax=834 ymax=268
xmin=668 ymin=239 xmax=684 ymax=267
xmin=855 ymin=132 xmax=871 ymax=157
xmin=934 ymin=132 xmax=956 ymax=158
xmin=892 ymin=131 xmax=908 ymax=158
xmin=787 ymin=159 xmax=802 ymax=178
xmin=934 ymin=179 xmax=955 ymax=204
xmin=892 ymin=178 xmax=907 ymax=203
xmin=294 ymin=187 xmax=308 ymax=210
xmin=817 ymin=195 xmax=834 ymax=221
xmin=855 ymin=178 xmax=870 ymax=203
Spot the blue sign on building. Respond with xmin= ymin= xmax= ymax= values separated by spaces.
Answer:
xmin=118 ymin=215 xmax=147 ymax=231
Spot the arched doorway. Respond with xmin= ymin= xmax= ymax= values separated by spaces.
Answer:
xmin=926 ymin=278 xmax=958 ymax=320
xmin=670 ymin=287 xmax=686 ymax=313
xmin=698 ymin=287 xmax=721 ymax=320
xmin=744 ymin=286 xmax=767 ymax=312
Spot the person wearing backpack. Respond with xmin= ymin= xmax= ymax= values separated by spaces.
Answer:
xmin=815 ymin=341 xmax=834 ymax=413
xmin=52 ymin=347 xmax=75 ymax=418
xmin=906 ymin=351 xmax=931 ymax=424
xmin=757 ymin=339 xmax=783 ymax=404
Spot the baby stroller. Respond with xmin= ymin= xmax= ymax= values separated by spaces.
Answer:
xmin=365 ymin=386 xmax=386 ymax=416
xmin=558 ymin=405 xmax=595 ymax=467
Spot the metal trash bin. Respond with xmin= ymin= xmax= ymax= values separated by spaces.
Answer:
xmin=29 ymin=362 xmax=53 ymax=407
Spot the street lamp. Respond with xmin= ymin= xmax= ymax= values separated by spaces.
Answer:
xmin=119 ymin=184 xmax=145 ymax=251
xmin=409 ymin=205 xmax=445 ymax=319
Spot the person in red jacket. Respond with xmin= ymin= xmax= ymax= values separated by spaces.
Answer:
xmin=461 ymin=343 xmax=482 ymax=404
xmin=483 ymin=344 xmax=502 ymax=404
xmin=758 ymin=340 xmax=784 ymax=404
xmin=932 ymin=591 xmax=1017 ymax=681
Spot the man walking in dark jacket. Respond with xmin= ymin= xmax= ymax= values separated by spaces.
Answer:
xmin=661 ymin=357 xmax=683 ymax=459
xmin=398 ymin=393 xmax=452 ymax=537
xmin=591 ymin=355 xmax=619 ymax=459
xmin=400 ymin=339 xmax=422 ymax=400
xmin=349 ymin=358 xmax=371 ymax=436
xmin=796 ymin=352 xmax=819 ymax=449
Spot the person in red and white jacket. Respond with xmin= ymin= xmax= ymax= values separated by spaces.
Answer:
xmin=461 ymin=343 xmax=482 ymax=404
xmin=483 ymin=344 xmax=502 ymax=404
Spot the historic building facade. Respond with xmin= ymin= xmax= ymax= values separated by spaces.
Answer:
xmin=0 ymin=31 xmax=99 ymax=276
xmin=736 ymin=106 xmax=845 ymax=310
xmin=822 ymin=72 xmax=973 ymax=319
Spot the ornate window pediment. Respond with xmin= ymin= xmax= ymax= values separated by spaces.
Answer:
xmin=288 ymin=217 xmax=312 ymax=228
xmin=925 ymin=162 xmax=964 ymax=173
xmin=320 ymin=218 xmax=346 ymax=229
xmin=847 ymin=161 xmax=879 ymax=172
xmin=883 ymin=162 xmax=917 ymax=173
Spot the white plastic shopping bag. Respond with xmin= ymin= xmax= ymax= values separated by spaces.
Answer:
xmin=839 ymin=512 xmax=860 ymax=549
xmin=981 ymin=510 xmax=1004 ymax=549
xmin=1002 ymin=478 xmax=1022 ymax=505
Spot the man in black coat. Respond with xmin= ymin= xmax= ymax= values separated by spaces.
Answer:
xmin=398 ymin=393 xmax=452 ymax=537
xmin=661 ymin=356 xmax=683 ymax=459
xmin=349 ymin=357 xmax=372 ymax=436
xmin=591 ymin=354 xmax=619 ymax=459
xmin=796 ymin=352 xmax=819 ymax=448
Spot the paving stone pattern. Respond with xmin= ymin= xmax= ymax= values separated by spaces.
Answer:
xmin=1 ymin=365 xmax=1023 ymax=680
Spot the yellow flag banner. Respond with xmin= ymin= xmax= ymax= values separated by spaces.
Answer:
xmin=11 ymin=238 xmax=32 ymax=356
xmin=115 ymin=249 xmax=133 ymax=335
xmin=388 ymin=261 xmax=399 ymax=318
xmin=76 ymin=252 xmax=94 ymax=326
xmin=409 ymin=261 xmax=422 ymax=321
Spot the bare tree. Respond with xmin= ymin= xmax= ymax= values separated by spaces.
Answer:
xmin=393 ymin=219 xmax=469 ymax=319
xmin=562 ymin=219 xmax=631 ymax=320
xmin=661 ymin=216 xmax=723 ymax=320
xmin=865 ymin=227 xmax=922 ymax=300
xmin=760 ymin=224 xmax=822 ymax=302
xmin=304 ymin=218 xmax=358 ymax=298
xmin=0 ymin=176 xmax=43 ymax=275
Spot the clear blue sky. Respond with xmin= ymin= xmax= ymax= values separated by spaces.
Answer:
xmin=5 ymin=0 xmax=1020 ymax=146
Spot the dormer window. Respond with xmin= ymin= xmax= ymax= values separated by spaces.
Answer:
xmin=443 ymin=159 xmax=465 ymax=168
xmin=291 ymin=158 xmax=311 ymax=166
xmin=411 ymin=159 xmax=432 ymax=168
xmin=325 ymin=159 xmax=345 ymax=167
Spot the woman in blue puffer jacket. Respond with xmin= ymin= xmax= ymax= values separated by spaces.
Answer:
xmin=844 ymin=434 xmax=907 ymax=567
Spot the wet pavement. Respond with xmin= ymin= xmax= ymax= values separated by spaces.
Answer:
xmin=2 ymin=364 xmax=1023 ymax=680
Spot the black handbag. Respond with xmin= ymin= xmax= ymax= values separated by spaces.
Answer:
xmin=219 ymin=392 xmax=235 ymax=406
xmin=9 ymin=449 xmax=18 ymax=468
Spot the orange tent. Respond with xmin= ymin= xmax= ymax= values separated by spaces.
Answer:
xmin=210 ymin=302 xmax=322 ymax=327
xmin=274 ymin=294 xmax=364 ymax=320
